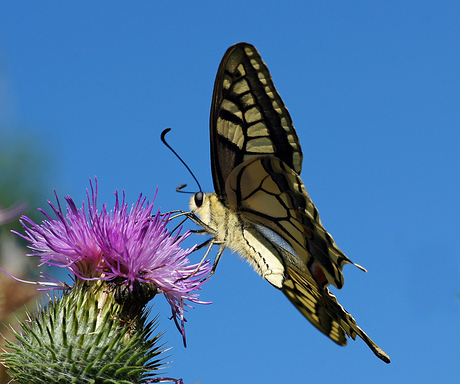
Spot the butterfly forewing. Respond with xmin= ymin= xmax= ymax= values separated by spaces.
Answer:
xmin=210 ymin=43 xmax=302 ymax=198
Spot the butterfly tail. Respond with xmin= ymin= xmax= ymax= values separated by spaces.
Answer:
xmin=282 ymin=267 xmax=390 ymax=363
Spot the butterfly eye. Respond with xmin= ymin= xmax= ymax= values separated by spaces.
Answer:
xmin=194 ymin=191 xmax=204 ymax=207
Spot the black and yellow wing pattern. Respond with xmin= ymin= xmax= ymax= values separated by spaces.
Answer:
xmin=190 ymin=42 xmax=390 ymax=363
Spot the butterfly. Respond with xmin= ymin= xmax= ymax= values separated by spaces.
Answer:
xmin=188 ymin=42 xmax=390 ymax=363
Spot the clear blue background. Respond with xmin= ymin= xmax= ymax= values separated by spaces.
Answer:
xmin=1 ymin=1 xmax=459 ymax=383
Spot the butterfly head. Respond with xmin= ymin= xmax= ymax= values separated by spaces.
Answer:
xmin=189 ymin=191 xmax=210 ymax=219
xmin=189 ymin=191 xmax=226 ymax=232
xmin=192 ymin=191 xmax=204 ymax=209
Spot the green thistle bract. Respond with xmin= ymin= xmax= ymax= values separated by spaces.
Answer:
xmin=3 ymin=281 xmax=166 ymax=383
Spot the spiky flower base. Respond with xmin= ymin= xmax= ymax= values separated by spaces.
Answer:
xmin=2 ymin=280 xmax=166 ymax=383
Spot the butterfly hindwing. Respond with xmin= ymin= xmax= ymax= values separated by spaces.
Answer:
xmin=223 ymin=156 xmax=392 ymax=363
xmin=210 ymin=43 xmax=302 ymax=198
xmin=225 ymin=156 xmax=356 ymax=289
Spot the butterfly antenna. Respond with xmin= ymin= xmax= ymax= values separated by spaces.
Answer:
xmin=161 ymin=128 xmax=202 ymax=192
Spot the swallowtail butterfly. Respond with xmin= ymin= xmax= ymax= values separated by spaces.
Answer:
xmin=189 ymin=43 xmax=390 ymax=363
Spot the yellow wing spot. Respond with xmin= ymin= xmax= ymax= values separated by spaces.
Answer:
xmin=245 ymin=107 xmax=263 ymax=123
xmin=250 ymin=58 xmax=261 ymax=70
xmin=217 ymin=117 xmax=244 ymax=149
xmin=298 ymin=291 xmax=317 ymax=314
xmin=221 ymin=99 xmax=243 ymax=117
xmin=330 ymin=322 xmax=342 ymax=341
xmin=280 ymin=117 xmax=290 ymax=125
xmin=246 ymin=137 xmax=274 ymax=152
xmin=223 ymin=77 xmax=232 ymax=90
xmin=289 ymin=141 xmax=301 ymax=151
xmin=293 ymin=153 xmax=303 ymax=173
xmin=306 ymin=307 xmax=319 ymax=322
xmin=234 ymin=78 xmax=250 ymax=95
xmin=244 ymin=46 xmax=255 ymax=56
xmin=272 ymin=100 xmax=282 ymax=111
xmin=236 ymin=63 xmax=246 ymax=76
xmin=247 ymin=122 xmax=269 ymax=137
xmin=233 ymin=127 xmax=246 ymax=149
xmin=257 ymin=72 xmax=268 ymax=85
xmin=241 ymin=93 xmax=256 ymax=107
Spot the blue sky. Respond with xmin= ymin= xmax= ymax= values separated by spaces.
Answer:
xmin=1 ymin=1 xmax=459 ymax=383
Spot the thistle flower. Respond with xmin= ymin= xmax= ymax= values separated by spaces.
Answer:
xmin=13 ymin=179 xmax=212 ymax=342
xmin=2 ymin=179 xmax=211 ymax=383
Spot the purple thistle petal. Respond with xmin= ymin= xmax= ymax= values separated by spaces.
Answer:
xmin=0 ymin=267 xmax=71 ymax=291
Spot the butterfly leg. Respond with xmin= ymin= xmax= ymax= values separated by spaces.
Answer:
xmin=175 ymin=237 xmax=224 ymax=282
xmin=190 ymin=228 xmax=209 ymax=235
xmin=170 ymin=210 xmax=219 ymax=236
xmin=166 ymin=210 xmax=192 ymax=235
xmin=170 ymin=211 xmax=226 ymax=282
xmin=187 ymin=212 xmax=218 ymax=236
xmin=198 ymin=243 xmax=225 ymax=283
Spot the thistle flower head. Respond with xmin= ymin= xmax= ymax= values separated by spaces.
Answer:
xmin=13 ymin=179 xmax=211 ymax=344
